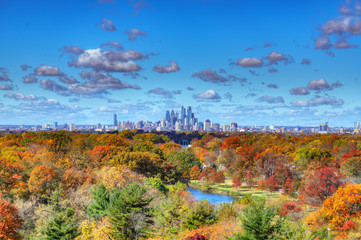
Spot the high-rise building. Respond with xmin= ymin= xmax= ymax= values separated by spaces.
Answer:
xmin=114 ymin=114 xmax=117 ymax=126
xmin=181 ymin=106 xmax=186 ymax=124
xmin=69 ymin=123 xmax=76 ymax=131
xmin=165 ymin=111 xmax=170 ymax=122
xmin=204 ymin=119 xmax=211 ymax=131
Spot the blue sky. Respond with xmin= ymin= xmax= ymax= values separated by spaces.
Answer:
xmin=1 ymin=0 xmax=361 ymax=126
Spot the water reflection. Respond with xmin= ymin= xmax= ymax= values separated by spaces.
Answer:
xmin=187 ymin=187 xmax=235 ymax=204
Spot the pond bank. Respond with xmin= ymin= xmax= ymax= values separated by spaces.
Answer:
xmin=188 ymin=182 xmax=242 ymax=198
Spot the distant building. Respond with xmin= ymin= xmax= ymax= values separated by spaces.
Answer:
xmin=204 ymin=119 xmax=211 ymax=131
xmin=113 ymin=114 xmax=117 ymax=127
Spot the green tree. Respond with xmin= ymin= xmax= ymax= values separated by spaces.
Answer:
xmin=232 ymin=199 xmax=283 ymax=240
xmin=44 ymin=208 xmax=79 ymax=240
xmin=167 ymin=151 xmax=201 ymax=178
xmin=108 ymin=183 xmax=153 ymax=240
xmin=87 ymin=184 xmax=111 ymax=220
xmin=184 ymin=200 xmax=216 ymax=230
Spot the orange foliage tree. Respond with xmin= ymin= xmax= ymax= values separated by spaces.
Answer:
xmin=189 ymin=166 xmax=201 ymax=180
xmin=0 ymin=157 xmax=24 ymax=194
xmin=306 ymin=183 xmax=361 ymax=233
xmin=221 ymin=136 xmax=241 ymax=150
xmin=28 ymin=165 xmax=57 ymax=196
xmin=0 ymin=200 xmax=23 ymax=240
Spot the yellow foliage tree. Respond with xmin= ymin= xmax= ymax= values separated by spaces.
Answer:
xmin=306 ymin=183 xmax=361 ymax=234
xmin=96 ymin=166 xmax=144 ymax=189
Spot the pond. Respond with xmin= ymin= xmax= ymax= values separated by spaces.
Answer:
xmin=187 ymin=187 xmax=235 ymax=204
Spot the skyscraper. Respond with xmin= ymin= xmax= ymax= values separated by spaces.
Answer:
xmin=165 ymin=110 xmax=170 ymax=122
xmin=181 ymin=106 xmax=186 ymax=124
xmin=114 ymin=114 xmax=117 ymax=126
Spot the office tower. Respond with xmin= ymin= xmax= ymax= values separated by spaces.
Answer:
xmin=181 ymin=106 xmax=185 ymax=123
xmin=187 ymin=106 xmax=192 ymax=121
xmin=69 ymin=123 xmax=76 ymax=131
xmin=204 ymin=119 xmax=211 ymax=131
xmin=54 ymin=122 xmax=58 ymax=129
xmin=114 ymin=114 xmax=117 ymax=126
xmin=170 ymin=110 xmax=175 ymax=125
xmin=165 ymin=110 xmax=170 ymax=122
xmin=230 ymin=122 xmax=238 ymax=131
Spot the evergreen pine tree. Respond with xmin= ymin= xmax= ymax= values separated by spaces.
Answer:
xmin=44 ymin=208 xmax=80 ymax=240
xmin=87 ymin=184 xmax=111 ymax=219
xmin=232 ymin=199 xmax=283 ymax=240
xmin=108 ymin=183 xmax=153 ymax=240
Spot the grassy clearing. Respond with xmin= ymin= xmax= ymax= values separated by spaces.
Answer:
xmin=189 ymin=179 xmax=281 ymax=199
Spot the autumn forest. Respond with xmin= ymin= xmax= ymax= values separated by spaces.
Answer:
xmin=1 ymin=130 xmax=361 ymax=239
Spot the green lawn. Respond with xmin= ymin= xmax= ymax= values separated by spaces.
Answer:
xmin=190 ymin=179 xmax=281 ymax=198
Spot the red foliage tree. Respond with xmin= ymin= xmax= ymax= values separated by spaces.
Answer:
xmin=221 ymin=136 xmax=241 ymax=150
xmin=0 ymin=200 xmax=23 ymax=240
xmin=214 ymin=171 xmax=225 ymax=184
xmin=300 ymin=167 xmax=344 ymax=206
xmin=282 ymin=178 xmax=294 ymax=195
xmin=186 ymin=233 xmax=209 ymax=240
xmin=279 ymin=201 xmax=302 ymax=216
xmin=232 ymin=178 xmax=242 ymax=188
xmin=245 ymin=173 xmax=255 ymax=188
xmin=266 ymin=175 xmax=279 ymax=192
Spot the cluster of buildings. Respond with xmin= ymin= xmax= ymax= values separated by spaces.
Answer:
xmin=1 ymin=106 xmax=360 ymax=134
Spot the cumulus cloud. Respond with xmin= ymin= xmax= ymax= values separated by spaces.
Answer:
xmin=301 ymin=58 xmax=311 ymax=65
xmin=192 ymin=68 xmax=246 ymax=84
xmin=236 ymin=57 xmax=264 ymax=67
xmin=257 ymin=96 xmax=284 ymax=104
xmin=193 ymin=89 xmax=221 ymax=101
xmin=23 ymin=74 xmax=38 ymax=84
xmin=235 ymin=51 xmax=293 ymax=68
xmin=0 ymin=84 xmax=13 ymax=90
xmin=307 ymin=78 xmax=343 ymax=91
xmin=40 ymin=71 xmax=140 ymax=98
xmin=20 ymin=64 xmax=32 ymax=71
xmin=58 ymin=75 xmax=78 ymax=84
xmin=100 ymin=41 xmax=123 ymax=50
xmin=172 ymin=90 xmax=181 ymax=94
xmin=192 ymin=68 xmax=230 ymax=83
xmin=334 ymin=38 xmax=357 ymax=48
xmin=265 ymin=51 xmax=293 ymax=65
xmin=315 ymin=36 xmax=333 ymax=49
xmin=291 ymin=97 xmax=344 ymax=107
xmin=69 ymin=48 xmax=142 ymax=72
xmin=315 ymin=3 xmax=361 ymax=50
xmin=4 ymin=92 xmax=41 ymax=101
xmin=74 ymin=70 xmax=140 ymax=96
xmin=125 ymin=28 xmax=147 ymax=41
xmin=289 ymin=86 xmax=310 ymax=95
xmin=59 ymin=45 xmax=84 ymax=55
xmin=153 ymin=61 xmax=180 ymax=73
xmin=40 ymin=79 xmax=70 ymax=96
xmin=34 ymin=65 xmax=64 ymax=76
xmin=322 ymin=16 xmax=361 ymax=35
xmin=100 ymin=18 xmax=116 ymax=32
xmin=148 ymin=88 xmax=174 ymax=99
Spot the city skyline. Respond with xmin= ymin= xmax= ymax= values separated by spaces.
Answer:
xmin=1 ymin=0 xmax=361 ymax=127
